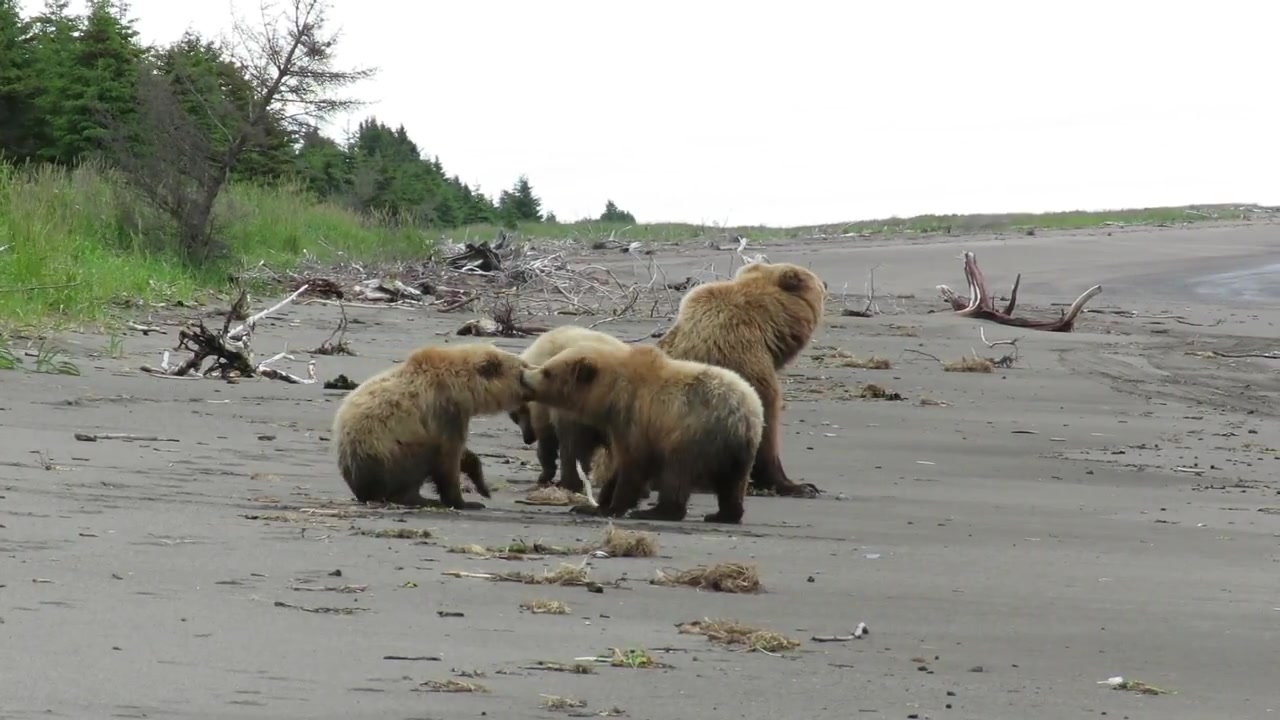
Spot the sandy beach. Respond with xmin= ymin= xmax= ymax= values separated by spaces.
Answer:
xmin=2 ymin=220 xmax=1279 ymax=720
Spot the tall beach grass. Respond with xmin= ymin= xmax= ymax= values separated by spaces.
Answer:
xmin=0 ymin=161 xmax=434 ymax=328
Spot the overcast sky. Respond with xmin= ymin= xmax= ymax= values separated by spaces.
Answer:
xmin=26 ymin=0 xmax=1280 ymax=226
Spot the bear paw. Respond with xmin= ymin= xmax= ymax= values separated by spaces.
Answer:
xmin=778 ymin=480 xmax=823 ymax=498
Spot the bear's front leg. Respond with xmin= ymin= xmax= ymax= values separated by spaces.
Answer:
xmin=535 ymin=432 xmax=560 ymax=486
xmin=604 ymin=458 xmax=659 ymax=518
xmin=628 ymin=471 xmax=688 ymax=522
xmin=555 ymin=427 xmax=593 ymax=495
xmin=427 ymin=454 xmax=487 ymax=511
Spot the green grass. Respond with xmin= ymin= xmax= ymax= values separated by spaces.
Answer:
xmin=0 ymin=161 xmax=434 ymax=329
xmin=0 ymin=159 xmax=1265 ymax=329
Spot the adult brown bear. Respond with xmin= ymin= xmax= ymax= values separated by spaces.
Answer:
xmin=332 ymin=343 xmax=532 ymax=509
xmin=656 ymin=260 xmax=827 ymax=498
xmin=519 ymin=343 xmax=764 ymax=524
xmin=507 ymin=325 xmax=627 ymax=494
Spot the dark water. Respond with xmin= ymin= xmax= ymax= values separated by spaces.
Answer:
xmin=1187 ymin=262 xmax=1280 ymax=305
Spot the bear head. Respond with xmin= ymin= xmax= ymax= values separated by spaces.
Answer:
xmin=467 ymin=344 xmax=537 ymax=413
xmin=518 ymin=346 xmax=614 ymax=416
xmin=734 ymin=260 xmax=827 ymax=323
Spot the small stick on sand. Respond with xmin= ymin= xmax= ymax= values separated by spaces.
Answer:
xmin=255 ymin=347 xmax=318 ymax=384
xmin=576 ymin=460 xmax=599 ymax=508
xmin=1201 ymin=350 xmax=1280 ymax=360
xmin=978 ymin=327 xmax=1020 ymax=368
xmin=74 ymin=432 xmax=180 ymax=443
xmin=126 ymin=322 xmax=164 ymax=335
xmin=902 ymin=348 xmax=945 ymax=365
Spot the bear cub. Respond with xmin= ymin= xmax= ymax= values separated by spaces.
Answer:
xmin=508 ymin=325 xmax=627 ymax=494
xmin=332 ymin=343 xmax=532 ymax=509
xmin=519 ymin=344 xmax=764 ymax=524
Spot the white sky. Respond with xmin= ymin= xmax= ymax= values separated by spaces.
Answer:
xmin=25 ymin=0 xmax=1280 ymax=226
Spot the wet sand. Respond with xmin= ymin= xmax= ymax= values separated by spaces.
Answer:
xmin=2 ymin=220 xmax=1279 ymax=720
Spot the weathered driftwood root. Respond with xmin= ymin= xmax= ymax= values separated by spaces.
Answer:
xmin=937 ymin=252 xmax=1101 ymax=332
xmin=139 ymin=285 xmax=316 ymax=382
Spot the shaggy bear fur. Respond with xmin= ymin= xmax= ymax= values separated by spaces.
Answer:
xmin=332 ymin=343 xmax=532 ymax=509
xmin=508 ymin=325 xmax=627 ymax=494
xmin=656 ymin=260 xmax=827 ymax=498
xmin=519 ymin=344 xmax=764 ymax=524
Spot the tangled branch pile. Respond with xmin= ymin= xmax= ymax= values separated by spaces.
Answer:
xmin=266 ymin=233 xmax=703 ymax=335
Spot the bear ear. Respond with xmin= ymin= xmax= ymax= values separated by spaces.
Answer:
xmin=776 ymin=267 xmax=807 ymax=293
xmin=567 ymin=356 xmax=598 ymax=385
xmin=477 ymin=354 xmax=505 ymax=379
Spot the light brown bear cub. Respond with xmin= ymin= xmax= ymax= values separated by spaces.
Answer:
xmin=508 ymin=325 xmax=628 ymax=495
xmin=519 ymin=343 xmax=764 ymax=524
xmin=656 ymin=260 xmax=826 ymax=498
xmin=332 ymin=343 xmax=532 ymax=509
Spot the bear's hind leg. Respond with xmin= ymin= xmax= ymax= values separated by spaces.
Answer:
xmin=750 ymin=377 xmax=822 ymax=498
xmin=702 ymin=452 xmax=750 ymax=524
xmin=555 ymin=420 xmax=601 ymax=495
xmin=358 ymin=442 xmax=440 ymax=507
xmin=339 ymin=449 xmax=393 ymax=504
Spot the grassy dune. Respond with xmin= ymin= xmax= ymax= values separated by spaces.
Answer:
xmin=0 ymin=160 xmax=1261 ymax=329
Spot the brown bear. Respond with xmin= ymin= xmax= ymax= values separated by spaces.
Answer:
xmin=332 ymin=342 xmax=532 ymax=509
xmin=656 ymin=260 xmax=827 ymax=498
xmin=508 ymin=325 xmax=628 ymax=494
xmin=519 ymin=343 xmax=764 ymax=524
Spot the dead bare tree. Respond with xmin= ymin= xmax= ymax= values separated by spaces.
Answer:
xmin=228 ymin=0 xmax=376 ymax=137
xmin=102 ymin=0 xmax=376 ymax=263
xmin=937 ymin=251 xmax=1102 ymax=332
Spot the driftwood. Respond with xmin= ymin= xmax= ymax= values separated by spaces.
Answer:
xmin=445 ymin=242 xmax=503 ymax=273
xmin=140 ymin=285 xmax=317 ymax=383
xmin=74 ymin=432 xmax=179 ymax=443
xmin=937 ymin=252 xmax=1101 ymax=332
xmin=455 ymin=296 xmax=552 ymax=338
xmin=311 ymin=300 xmax=355 ymax=356
xmin=351 ymin=278 xmax=425 ymax=303
xmin=841 ymin=264 xmax=882 ymax=318
xmin=292 ymin=276 xmax=345 ymax=300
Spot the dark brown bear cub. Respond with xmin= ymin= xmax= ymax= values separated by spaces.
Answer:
xmin=507 ymin=325 xmax=627 ymax=494
xmin=519 ymin=344 xmax=764 ymax=524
